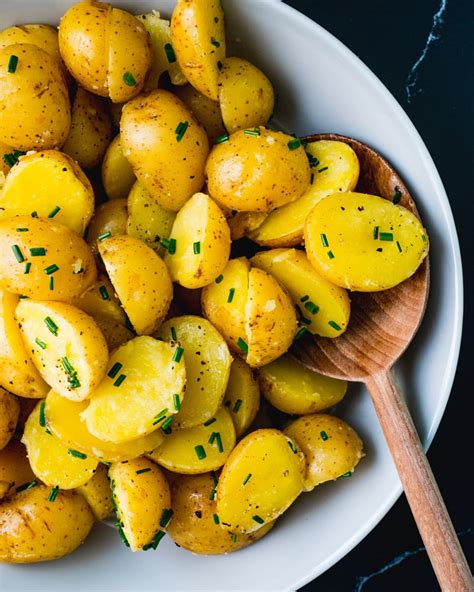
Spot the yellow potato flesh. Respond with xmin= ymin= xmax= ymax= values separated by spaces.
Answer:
xmin=157 ymin=316 xmax=232 ymax=428
xmin=102 ymin=135 xmax=136 ymax=200
xmin=0 ymin=440 xmax=35 ymax=495
xmin=75 ymin=463 xmax=113 ymax=521
xmin=109 ymin=458 xmax=171 ymax=551
xmin=71 ymin=274 xmax=126 ymax=327
xmin=0 ymin=387 xmax=20 ymax=449
xmin=304 ymin=192 xmax=429 ymax=291
xmin=0 ymin=290 xmax=48 ymax=398
xmin=216 ymin=429 xmax=305 ymax=533
xmin=16 ymin=300 xmax=109 ymax=402
xmin=45 ymin=390 xmax=165 ymax=463
xmin=148 ymin=407 xmax=236 ymax=474
xmin=0 ymin=150 xmax=94 ymax=235
xmin=22 ymin=404 xmax=98 ymax=489
xmin=175 ymin=84 xmax=225 ymax=143
xmin=284 ymin=414 xmax=364 ymax=490
xmin=0 ymin=216 xmax=96 ymax=301
xmin=86 ymin=199 xmax=128 ymax=255
xmin=94 ymin=318 xmax=134 ymax=351
xmin=83 ymin=336 xmax=186 ymax=444
xmin=259 ymin=354 xmax=347 ymax=415
xmin=251 ymin=248 xmax=350 ymax=337
xmin=223 ymin=358 xmax=260 ymax=437
xmin=164 ymin=193 xmax=231 ymax=289
xmin=251 ymin=140 xmax=360 ymax=246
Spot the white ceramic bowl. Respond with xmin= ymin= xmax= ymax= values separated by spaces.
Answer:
xmin=0 ymin=1 xmax=462 ymax=591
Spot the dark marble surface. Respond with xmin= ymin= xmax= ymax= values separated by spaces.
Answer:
xmin=281 ymin=1 xmax=474 ymax=590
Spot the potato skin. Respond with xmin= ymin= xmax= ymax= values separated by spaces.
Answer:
xmin=86 ymin=199 xmax=128 ymax=255
xmin=223 ymin=358 xmax=260 ymax=437
xmin=175 ymin=84 xmax=226 ymax=143
xmin=76 ymin=463 xmax=113 ymax=521
xmin=120 ymin=89 xmax=209 ymax=212
xmin=0 ymin=43 xmax=70 ymax=150
xmin=284 ymin=414 xmax=364 ymax=490
xmin=0 ymin=388 xmax=20 ymax=450
xmin=102 ymin=135 xmax=136 ymax=200
xmin=0 ymin=483 xmax=94 ymax=563
xmin=0 ymin=440 xmax=35 ymax=497
xmin=206 ymin=127 xmax=310 ymax=212
xmin=0 ymin=24 xmax=64 ymax=73
xmin=168 ymin=473 xmax=273 ymax=554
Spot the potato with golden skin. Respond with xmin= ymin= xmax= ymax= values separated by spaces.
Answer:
xmin=0 ymin=483 xmax=94 ymax=563
xmin=223 ymin=358 xmax=260 ymax=437
xmin=109 ymin=457 xmax=171 ymax=551
xmin=0 ymin=43 xmax=70 ymax=151
xmin=168 ymin=473 xmax=273 ymax=554
xmin=86 ymin=199 xmax=128 ymax=255
xmin=76 ymin=464 xmax=113 ymax=521
xmin=0 ymin=216 xmax=96 ymax=301
xmin=71 ymin=274 xmax=126 ymax=327
xmin=171 ymin=0 xmax=226 ymax=101
xmin=94 ymin=319 xmax=134 ymax=352
xmin=0 ymin=139 xmax=12 ymax=180
xmin=284 ymin=414 xmax=364 ymax=490
xmin=0 ymin=388 xmax=20 ymax=450
xmin=206 ymin=127 xmax=311 ymax=212
xmin=0 ymin=440 xmax=35 ymax=498
xmin=120 ymin=89 xmax=209 ymax=212
xmin=0 ymin=151 xmax=95 ymax=235
xmin=175 ymin=85 xmax=226 ymax=143
xmin=102 ymin=135 xmax=136 ymax=200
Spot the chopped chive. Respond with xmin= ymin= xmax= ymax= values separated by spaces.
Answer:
xmin=213 ymin=513 xmax=220 ymax=525
xmin=299 ymin=315 xmax=311 ymax=325
xmin=304 ymin=301 xmax=319 ymax=315
xmin=216 ymin=432 xmax=223 ymax=452
xmin=173 ymin=346 xmax=184 ymax=363
xmin=215 ymin=135 xmax=229 ymax=145
xmin=136 ymin=468 xmax=151 ymax=475
xmin=31 ymin=210 xmax=38 ymax=218
xmin=24 ymin=262 xmax=31 ymax=274
xmin=392 ymin=187 xmax=402 ymax=204
xmin=379 ymin=232 xmax=393 ymax=241
xmin=61 ymin=356 xmax=75 ymax=375
xmin=108 ymin=362 xmax=122 ymax=379
xmin=143 ymin=530 xmax=166 ymax=550
xmin=122 ymin=71 xmax=136 ymax=86
xmin=396 ymin=241 xmax=402 ymax=253
xmin=211 ymin=471 xmax=218 ymax=486
xmin=327 ymin=250 xmax=335 ymax=259
xmin=209 ymin=431 xmax=217 ymax=444
xmin=244 ymin=128 xmax=260 ymax=136
xmin=318 ymin=166 xmax=329 ymax=173
xmin=232 ymin=399 xmax=242 ymax=413
xmin=3 ymin=150 xmax=25 ymax=167
xmin=164 ymin=43 xmax=176 ymax=63
xmin=204 ymin=417 xmax=216 ymax=427
xmin=215 ymin=274 xmax=224 ymax=283
xmin=195 ymin=445 xmax=206 ymax=460
xmin=7 ymin=54 xmax=18 ymax=73
xmin=161 ymin=416 xmax=174 ymax=431
xmin=173 ymin=393 xmax=181 ymax=411
xmin=300 ymin=294 xmax=309 ymax=302
xmin=160 ymin=238 xmax=170 ymax=250
xmin=210 ymin=37 xmax=221 ymax=48
xmin=44 ymin=264 xmax=59 ymax=275
xmin=30 ymin=247 xmax=46 ymax=257
xmin=193 ymin=241 xmax=201 ymax=254
xmin=39 ymin=402 xmax=46 ymax=427
xmin=306 ymin=152 xmax=320 ymax=168
xmin=294 ymin=327 xmax=308 ymax=341
xmin=231 ymin=534 xmax=237 ymax=543
xmin=170 ymin=326 xmax=177 ymax=341
xmin=44 ymin=316 xmax=58 ymax=336
xmin=16 ymin=480 xmax=38 ymax=493
xmin=115 ymin=521 xmax=130 ymax=547
xmin=328 ymin=320 xmax=342 ymax=331
xmin=68 ymin=449 xmax=87 ymax=459
xmin=96 ymin=285 xmax=109 ymax=301
xmin=320 ymin=430 xmax=329 ymax=441
xmin=252 ymin=515 xmax=264 ymax=525
xmin=421 ymin=234 xmax=427 ymax=242
xmin=373 ymin=226 xmax=379 ymax=240
xmin=113 ymin=374 xmax=126 ymax=387
xmin=237 ymin=337 xmax=248 ymax=354
xmin=209 ymin=487 xmax=216 ymax=501
xmin=49 ymin=276 xmax=54 ymax=291
xmin=16 ymin=227 xmax=28 ymax=232
xmin=340 ymin=471 xmax=353 ymax=478
xmin=168 ymin=238 xmax=177 ymax=254
xmin=160 ymin=508 xmax=173 ymax=528
xmin=48 ymin=205 xmax=61 ymax=218
xmin=11 ymin=244 xmax=24 ymax=263
xmin=48 ymin=486 xmax=59 ymax=502
xmin=320 ymin=233 xmax=329 ymax=247
xmin=175 ymin=121 xmax=189 ymax=142
xmin=227 ymin=288 xmax=235 ymax=303
xmin=243 ymin=473 xmax=252 ymax=485
xmin=288 ymin=440 xmax=298 ymax=454
xmin=152 ymin=408 xmax=168 ymax=425
xmin=98 ymin=231 xmax=111 ymax=241
xmin=287 ymin=139 xmax=301 ymax=150
xmin=35 ymin=337 xmax=47 ymax=351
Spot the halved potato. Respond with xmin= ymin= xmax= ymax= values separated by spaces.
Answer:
xmin=250 ymin=140 xmax=360 ymax=246
xmin=175 ymin=85 xmax=225 ymax=143
xmin=164 ymin=193 xmax=231 ymax=289
xmin=71 ymin=274 xmax=126 ymax=327
xmin=148 ymin=407 xmax=236 ymax=474
xmin=86 ymin=199 xmax=128 ymax=255
xmin=156 ymin=316 xmax=232 ymax=428
xmin=99 ymin=234 xmax=173 ymax=335
xmin=75 ymin=463 xmax=113 ymax=521
xmin=83 ymin=336 xmax=186 ymax=444
xmin=216 ymin=429 xmax=305 ymax=533
xmin=94 ymin=318 xmax=134 ymax=351
xmin=102 ymin=135 xmax=136 ymax=200
xmin=0 ymin=387 xmax=20 ymax=449
xmin=110 ymin=457 xmax=171 ymax=551
xmin=22 ymin=404 xmax=99 ymax=488
xmin=228 ymin=211 xmax=267 ymax=241
xmin=304 ymin=192 xmax=429 ymax=291
xmin=223 ymin=358 xmax=260 ymax=437
xmin=16 ymin=300 xmax=109 ymax=402
xmin=0 ymin=440 xmax=35 ymax=497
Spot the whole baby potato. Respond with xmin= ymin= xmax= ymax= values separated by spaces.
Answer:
xmin=0 ymin=440 xmax=35 ymax=498
xmin=0 ymin=388 xmax=20 ymax=450
xmin=120 ymin=89 xmax=209 ymax=212
xmin=0 ymin=43 xmax=70 ymax=150
xmin=205 ymin=128 xmax=310 ymax=211
xmin=0 ymin=24 xmax=64 ymax=74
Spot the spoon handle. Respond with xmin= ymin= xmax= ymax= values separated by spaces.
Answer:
xmin=365 ymin=370 xmax=473 ymax=591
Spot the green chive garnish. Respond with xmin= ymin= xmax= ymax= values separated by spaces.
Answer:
xmin=318 ymin=166 xmax=329 ymax=173
xmin=340 ymin=471 xmax=353 ymax=478
xmin=392 ymin=188 xmax=402 ymax=204
xmin=99 ymin=285 xmax=109 ymax=300
xmin=30 ymin=247 xmax=46 ymax=256
xmin=49 ymin=276 xmax=54 ymax=291
xmin=300 ymin=295 xmax=309 ymax=302
xmin=215 ymin=274 xmax=224 ymax=283
xmin=24 ymin=262 xmax=31 ymax=274
xmin=193 ymin=241 xmax=201 ymax=254
xmin=213 ymin=513 xmax=220 ymax=524
xmin=327 ymin=250 xmax=335 ymax=259
xmin=396 ymin=241 xmax=402 ymax=253
xmin=232 ymin=399 xmax=242 ymax=413
xmin=152 ymin=408 xmax=168 ymax=425
xmin=252 ymin=515 xmax=264 ymax=525
xmin=44 ymin=316 xmax=58 ymax=336
xmin=164 ymin=43 xmax=176 ymax=63
xmin=175 ymin=121 xmax=189 ymax=142
xmin=107 ymin=362 xmax=122 ymax=379
xmin=216 ymin=432 xmax=223 ymax=452
xmin=421 ymin=234 xmax=427 ymax=242
xmin=227 ymin=288 xmax=235 ymax=303
xmin=320 ymin=430 xmax=329 ymax=441
xmin=209 ymin=431 xmax=217 ymax=444
xmin=173 ymin=346 xmax=184 ymax=363
xmin=35 ymin=337 xmax=47 ymax=350
xmin=215 ymin=135 xmax=229 ymax=145
xmin=168 ymin=238 xmax=177 ymax=254
xmin=11 ymin=244 xmax=24 ymax=262
xmin=170 ymin=326 xmax=177 ymax=341
xmin=209 ymin=488 xmax=216 ymax=500
xmin=48 ymin=205 xmax=61 ymax=218
xmin=115 ymin=521 xmax=130 ymax=547
xmin=231 ymin=534 xmax=237 ymax=543
xmin=243 ymin=473 xmax=252 ymax=485
xmin=48 ymin=486 xmax=59 ymax=502
xmin=143 ymin=530 xmax=166 ymax=551
xmin=328 ymin=320 xmax=342 ymax=331
xmin=304 ymin=301 xmax=319 ymax=315
xmin=195 ymin=445 xmax=206 ymax=460
xmin=3 ymin=150 xmax=25 ymax=167
xmin=379 ymin=232 xmax=393 ymax=241
xmin=122 ymin=71 xmax=136 ymax=86
xmin=98 ymin=231 xmax=111 ymax=241
xmin=160 ymin=508 xmax=173 ymax=528
xmin=113 ymin=374 xmax=126 ymax=387
xmin=294 ymin=327 xmax=308 ymax=341
xmin=44 ymin=264 xmax=59 ymax=275
xmin=16 ymin=227 xmax=28 ymax=232
xmin=68 ymin=449 xmax=87 ymax=459
xmin=31 ymin=211 xmax=38 ymax=218
xmin=16 ymin=480 xmax=38 ymax=493
xmin=136 ymin=468 xmax=151 ymax=475
xmin=39 ymin=402 xmax=46 ymax=427
xmin=288 ymin=440 xmax=298 ymax=454
xmin=310 ymin=173 xmax=314 ymax=184
xmin=173 ymin=393 xmax=181 ymax=411
xmin=237 ymin=337 xmax=248 ymax=354
xmin=7 ymin=54 xmax=18 ymax=73
xmin=320 ymin=233 xmax=329 ymax=247
xmin=244 ymin=128 xmax=260 ymax=136
xmin=204 ymin=417 xmax=216 ymax=426
xmin=373 ymin=226 xmax=379 ymax=240
xmin=287 ymin=139 xmax=301 ymax=150
xmin=161 ymin=416 xmax=174 ymax=432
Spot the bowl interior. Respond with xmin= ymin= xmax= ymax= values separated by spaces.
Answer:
xmin=0 ymin=1 xmax=462 ymax=591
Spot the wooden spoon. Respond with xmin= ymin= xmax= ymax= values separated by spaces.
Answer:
xmin=293 ymin=134 xmax=472 ymax=591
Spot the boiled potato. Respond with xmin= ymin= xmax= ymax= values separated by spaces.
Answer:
xmin=0 ymin=150 xmax=94 ymax=235
xmin=126 ymin=181 xmax=176 ymax=257
xmin=284 ymin=414 xmax=364 ymax=490
xmin=83 ymin=336 xmax=186 ymax=443
xmin=0 ymin=440 xmax=35 ymax=497
xmin=22 ymin=404 xmax=99 ymax=488
xmin=164 ymin=193 xmax=231 ymax=289
xmin=0 ymin=388 xmax=20 ymax=449
xmin=0 ymin=139 xmax=12 ymax=181
xmin=94 ymin=318 xmax=134 ymax=351
xmin=148 ymin=407 xmax=235 ymax=474
xmin=251 ymin=248 xmax=350 ymax=337
xmin=71 ymin=274 xmax=126 ymax=327
xmin=251 ymin=140 xmax=360 ymax=246
xmin=0 ymin=43 xmax=70 ymax=150
xmin=109 ymin=458 xmax=171 ymax=551
xmin=0 ymin=289 xmax=49 ymax=399
xmin=171 ymin=0 xmax=226 ymax=101
xmin=121 ymin=89 xmax=209 ymax=212
xmin=175 ymin=84 xmax=226 ymax=143
xmin=45 ymin=390 xmax=165 ymax=463
xmin=76 ymin=463 xmax=113 ymax=521
xmin=0 ymin=216 xmax=96 ymax=301
xmin=216 ymin=429 xmax=305 ymax=533
xmin=17 ymin=300 xmax=109 ymax=402
xmin=228 ymin=211 xmax=267 ymax=241
xmin=259 ymin=355 xmax=347 ymax=415
xmin=205 ymin=128 xmax=311 ymax=211
xmin=218 ymin=57 xmax=274 ymax=134
xmin=86 ymin=199 xmax=128 ymax=255
xmin=223 ymin=358 xmax=260 ymax=437
xmin=304 ymin=192 xmax=429 ymax=291
xmin=0 ymin=483 xmax=94 ymax=563
xmin=168 ymin=473 xmax=273 ymax=554
xmin=99 ymin=235 xmax=173 ymax=335
xmin=102 ymin=135 xmax=136 ymax=200
xmin=136 ymin=12 xmax=186 ymax=89
xmin=156 ymin=316 xmax=232 ymax=428
xmin=63 ymin=88 xmax=112 ymax=169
